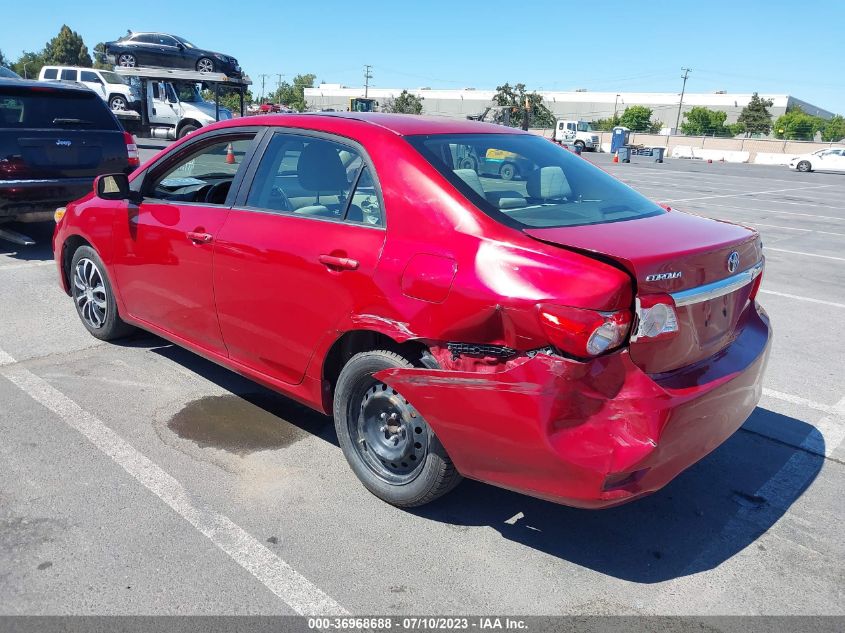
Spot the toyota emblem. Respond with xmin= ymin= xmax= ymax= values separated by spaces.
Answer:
xmin=727 ymin=251 xmax=740 ymax=273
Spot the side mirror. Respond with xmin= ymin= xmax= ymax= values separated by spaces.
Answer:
xmin=95 ymin=173 xmax=132 ymax=200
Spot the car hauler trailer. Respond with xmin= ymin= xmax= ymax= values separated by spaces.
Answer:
xmin=110 ymin=67 xmax=251 ymax=139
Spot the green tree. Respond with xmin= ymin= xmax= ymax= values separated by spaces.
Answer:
xmin=91 ymin=42 xmax=111 ymax=70
xmin=11 ymin=51 xmax=45 ymax=79
xmin=43 ymin=25 xmax=92 ymax=67
xmin=680 ymin=106 xmax=733 ymax=136
xmin=821 ymin=115 xmax=845 ymax=142
xmin=773 ymin=106 xmax=825 ymax=141
xmin=737 ymin=93 xmax=773 ymax=136
xmin=268 ymin=73 xmax=316 ymax=112
xmin=382 ymin=89 xmax=424 ymax=115
xmin=592 ymin=115 xmax=620 ymax=131
xmin=618 ymin=105 xmax=655 ymax=132
xmin=492 ymin=82 xmax=555 ymax=128
xmin=201 ymin=87 xmax=254 ymax=114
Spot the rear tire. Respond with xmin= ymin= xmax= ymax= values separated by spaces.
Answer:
xmin=499 ymin=162 xmax=517 ymax=181
xmin=797 ymin=160 xmax=812 ymax=172
xmin=333 ymin=350 xmax=461 ymax=507
xmin=117 ymin=53 xmax=136 ymax=68
xmin=69 ymin=246 xmax=135 ymax=341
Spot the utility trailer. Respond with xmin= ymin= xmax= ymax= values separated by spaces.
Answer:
xmin=111 ymin=67 xmax=251 ymax=139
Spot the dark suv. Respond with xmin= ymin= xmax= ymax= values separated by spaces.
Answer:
xmin=0 ymin=79 xmax=138 ymax=223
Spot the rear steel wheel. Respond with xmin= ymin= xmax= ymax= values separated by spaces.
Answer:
xmin=334 ymin=350 xmax=461 ymax=507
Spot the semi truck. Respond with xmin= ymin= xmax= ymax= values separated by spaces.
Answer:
xmin=110 ymin=67 xmax=250 ymax=139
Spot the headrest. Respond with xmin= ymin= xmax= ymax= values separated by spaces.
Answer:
xmin=452 ymin=169 xmax=485 ymax=198
xmin=526 ymin=166 xmax=571 ymax=200
xmin=298 ymin=142 xmax=348 ymax=191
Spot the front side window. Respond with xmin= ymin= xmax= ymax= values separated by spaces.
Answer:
xmin=80 ymin=71 xmax=101 ymax=83
xmin=407 ymin=133 xmax=664 ymax=229
xmin=245 ymin=133 xmax=383 ymax=226
xmin=577 ymin=122 xmax=592 ymax=132
xmin=100 ymin=71 xmax=127 ymax=85
xmin=147 ymin=135 xmax=256 ymax=204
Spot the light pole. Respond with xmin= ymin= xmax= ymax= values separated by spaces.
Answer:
xmin=675 ymin=68 xmax=691 ymax=132
xmin=22 ymin=61 xmax=31 ymax=79
xmin=613 ymin=93 xmax=620 ymax=121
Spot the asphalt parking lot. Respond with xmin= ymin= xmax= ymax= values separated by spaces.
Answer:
xmin=0 ymin=151 xmax=842 ymax=617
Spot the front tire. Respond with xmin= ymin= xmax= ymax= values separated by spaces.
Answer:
xmin=70 ymin=246 xmax=135 ymax=341
xmin=117 ymin=53 xmax=136 ymax=68
xmin=333 ymin=350 xmax=461 ymax=507
xmin=797 ymin=160 xmax=812 ymax=172
xmin=196 ymin=57 xmax=215 ymax=73
xmin=109 ymin=95 xmax=127 ymax=111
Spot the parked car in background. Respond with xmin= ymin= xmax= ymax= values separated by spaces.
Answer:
xmin=104 ymin=32 xmax=242 ymax=78
xmin=53 ymin=113 xmax=771 ymax=510
xmin=0 ymin=66 xmax=21 ymax=79
xmin=0 ymin=78 xmax=138 ymax=223
xmin=789 ymin=147 xmax=845 ymax=173
xmin=39 ymin=65 xmax=140 ymax=111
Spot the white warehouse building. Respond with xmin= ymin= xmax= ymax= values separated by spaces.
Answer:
xmin=304 ymin=84 xmax=835 ymax=127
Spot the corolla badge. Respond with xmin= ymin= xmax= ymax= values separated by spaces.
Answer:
xmin=55 ymin=139 xmax=72 ymax=147
xmin=727 ymin=251 xmax=740 ymax=273
xmin=645 ymin=271 xmax=682 ymax=282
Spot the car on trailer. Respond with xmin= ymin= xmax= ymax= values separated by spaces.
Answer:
xmin=103 ymin=32 xmax=242 ymax=79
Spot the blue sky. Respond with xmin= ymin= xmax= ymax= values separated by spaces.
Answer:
xmin=1 ymin=0 xmax=842 ymax=113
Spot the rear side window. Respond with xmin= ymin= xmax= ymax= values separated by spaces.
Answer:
xmin=0 ymin=87 xmax=118 ymax=130
xmin=42 ymin=68 xmax=58 ymax=80
xmin=407 ymin=133 xmax=664 ymax=229
xmin=60 ymin=69 xmax=77 ymax=81
xmin=245 ymin=133 xmax=384 ymax=226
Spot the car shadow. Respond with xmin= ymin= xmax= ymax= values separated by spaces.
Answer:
xmin=411 ymin=407 xmax=823 ymax=583
xmin=0 ymin=221 xmax=56 ymax=261
xmin=117 ymin=335 xmax=822 ymax=583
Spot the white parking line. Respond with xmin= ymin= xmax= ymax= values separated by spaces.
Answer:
xmin=0 ymin=261 xmax=54 ymax=271
xmin=759 ymin=290 xmax=845 ymax=309
xmin=664 ymin=185 xmax=834 ymax=203
xmin=764 ymin=248 xmax=845 ymax=262
xmin=680 ymin=202 xmax=845 ymax=222
xmin=762 ymin=388 xmax=844 ymax=415
xmin=747 ymin=222 xmax=845 ymax=237
xmin=0 ymin=350 xmax=348 ymax=617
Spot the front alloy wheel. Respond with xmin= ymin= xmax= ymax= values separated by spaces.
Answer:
xmin=196 ymin=58 xmax=215 ymax=73
xmin=797 ymin=160 xmax=812 ymax=172
xmin=73 ymin=258 xmax=107 ymax=330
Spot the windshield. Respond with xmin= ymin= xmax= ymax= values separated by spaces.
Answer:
xmin=577 ymin=122 xmax=592 ymax=132
xmin=100 ymin=71 xmax=127 ymax=85
xmin=407 ymin=133 xmax=664 ymax=229
xmin=173 ymin=82 xmax=202 ymax=102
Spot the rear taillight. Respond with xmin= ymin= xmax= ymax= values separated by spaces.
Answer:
xmin=124 ymin=131 xmax=140 ymax=168
xmin=749 ymin=262 xmax=764 ymax=302
xmin=631 ymin=294 xmax=679 ymax=342
xmin=538 ymin=304 xmax=632 ymax=358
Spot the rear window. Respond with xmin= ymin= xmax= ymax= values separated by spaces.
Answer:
xmin=407 ymin=133 xmax=664 ymax=229
xmin=0 ymin=87 xmax=118 ymax=130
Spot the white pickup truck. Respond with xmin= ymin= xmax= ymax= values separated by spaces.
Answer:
xmin=554 ymin=120 xmax=601 ymax=151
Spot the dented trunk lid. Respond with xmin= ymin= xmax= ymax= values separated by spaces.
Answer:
xmin=524 ymin=211 xmax=763 ymax=374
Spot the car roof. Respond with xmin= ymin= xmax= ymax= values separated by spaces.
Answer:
xmin=0 ymin=77 xmax=96 ymax=93
xmin=258 ymin=112 xmax=526 ymax=137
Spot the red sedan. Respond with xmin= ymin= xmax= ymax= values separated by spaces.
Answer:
xmin=53 ymin=114 xmax=771 ymax=509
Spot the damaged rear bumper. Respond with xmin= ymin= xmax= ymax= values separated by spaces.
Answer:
xmin=375 ymin=304 xmax=771 ymax=509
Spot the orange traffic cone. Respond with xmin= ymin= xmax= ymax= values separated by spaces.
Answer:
xmin=613 ymin=151 xmax=619 ymax=164
xmin=226 ymin=143 xmax=236 ymax=165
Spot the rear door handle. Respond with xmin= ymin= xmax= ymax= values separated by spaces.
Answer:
xmin=187 ymin=231 xmax=213 ymax=244
xmin=319 ymin=254 xmax=359 ymax=270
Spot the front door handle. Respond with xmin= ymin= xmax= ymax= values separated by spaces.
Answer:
xmin=319 ymin=254 xmax=359 ymax=270
xmin=187 ymin=231 xmax=213 ymax=244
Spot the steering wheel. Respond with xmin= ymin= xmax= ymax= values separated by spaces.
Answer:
xmin=203 ymin=181 xmax=232 ymax=204
xmin=269 ymin=185 xmax=292 ymax=211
